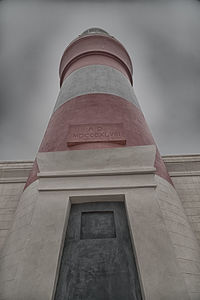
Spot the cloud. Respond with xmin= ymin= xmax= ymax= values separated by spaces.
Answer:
xmin=0 ymin=0 xmax=199 ymax=159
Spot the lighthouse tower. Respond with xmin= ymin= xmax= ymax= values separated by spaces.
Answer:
xmin=1 ymin=28 xmax=199 ymax=300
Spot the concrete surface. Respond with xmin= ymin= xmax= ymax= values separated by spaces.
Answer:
xmin=0 ymin=152 xmax=200 ymax=299
xmin=54 ymin=65 xmax=140 ymax=112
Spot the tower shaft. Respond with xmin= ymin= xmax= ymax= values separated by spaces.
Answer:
xmin=1 ymin=28 xmax=199 ymax=300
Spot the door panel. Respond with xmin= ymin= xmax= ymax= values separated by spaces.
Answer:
xmin=55 ymin=201 xmax=142 ymax=300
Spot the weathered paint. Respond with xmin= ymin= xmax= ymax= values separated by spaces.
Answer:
xmin=59 ymin=34 xmax=133 ymax=85
xmin=2 ymin=29 xmax=199 ymax=300
xmin=67 ymin=123 xmax=126 ymax=146
xmin=25 ymin=94 xmax=172 ymax=188
xmin=24 ymin=29 xmax=172 ymax=189
xmin=61 ymin=54 xmax=130 ymax=84
xmin=54 ymin=65 xmax=140 ymax=113
xmin=55 ymin=202 xmax=142 ymax=300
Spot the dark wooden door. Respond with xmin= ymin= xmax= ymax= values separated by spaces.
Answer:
xmin=55 ymin=202 xmax=142 ymax=300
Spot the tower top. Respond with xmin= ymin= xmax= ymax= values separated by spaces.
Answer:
xmin=59 ymin=28 xmax=133 ymax=86
xmin=81 ymin=28 xmax=109 ymax=36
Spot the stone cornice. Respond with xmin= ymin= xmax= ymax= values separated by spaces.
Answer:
xmin=0 ymin=161 xmax=33 ymax=183
xmin=163 ymin=154 xmax=200 ymax=177
xmin=37 ymin=146 xmax=156 ymax=191
xmin=1 ymin=153 xmax=200 ymax=183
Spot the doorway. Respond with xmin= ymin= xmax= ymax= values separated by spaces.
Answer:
xmin=55 ymin=201 xmax=142 ymax=300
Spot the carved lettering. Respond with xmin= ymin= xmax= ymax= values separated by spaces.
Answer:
xmin=67 ymin=123 xmax=126 ymax=146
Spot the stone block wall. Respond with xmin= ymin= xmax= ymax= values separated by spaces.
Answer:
xmin=164 ymin=155 xmax=200 ymax=245
xmin=0 ymin=162 xmax=32 ymax=250
xmin=155 ymin=175 xmax=200 ymax=299
xmin=0 ymin=181 xmax=39 ymax=299
xmin=0 ymin=153 xmax=200 ymax=299
xmin=0 ymin=155 xmax=200 ymax=253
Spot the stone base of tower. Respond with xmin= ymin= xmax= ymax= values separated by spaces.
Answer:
xmin=1 ymin=146 xmax=199 ymax=299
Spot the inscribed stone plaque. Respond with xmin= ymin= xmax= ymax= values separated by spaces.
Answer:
xmin=81 ymin=211 xmax=116 ymax=239
xmin=67 ymin=123 xmax=126 ymax=146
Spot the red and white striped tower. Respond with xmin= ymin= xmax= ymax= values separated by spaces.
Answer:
xmin=1 ymin=28 xmax=199 ymax=300
xmin=25 ymin=27 xmax=171 ymax=188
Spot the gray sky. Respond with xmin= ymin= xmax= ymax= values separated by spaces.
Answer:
xmin=0 ymin=0 xmax=200 ymax=160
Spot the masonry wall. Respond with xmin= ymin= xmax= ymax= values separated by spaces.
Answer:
xmin=0 ymin=162 xmax=32 ymax=251
xmin=0 ymin=154 xmax=200 ymax=300
xmin=165 ymin=155 xmax=200 ymax=245
xmin=0 ymin=145 xmax=190 ymax=300
xmin=0 ymin=181 xmax=39 ymax=299
xmin=0 ymin=155 xmax=200 ymax=253
xmin=155 ymin=175 xmax=200 ymax=299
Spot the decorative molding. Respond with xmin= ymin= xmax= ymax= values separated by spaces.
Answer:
xmin=163 ymin=154 xmax=200 ymax=163
xmin=1 ymin=153 xmax=200 ymax=183
xmin=169 ymin=171 xmax=200 ymax=177
xmin=0 ymin=161 xmax=33 ymax=183
xmin=0 ymin=177 xmax=27 ymax=183
xmin=37 ymin=146 xmax=157 ymax=192
xmin=37 ymin=167 xmax=156 ymax=178
xmin=38 ymin=183 xmax=157 ymax=192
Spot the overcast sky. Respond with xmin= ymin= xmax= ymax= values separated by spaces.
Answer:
xmin=0 ymin=0 xmax=200 ymax=160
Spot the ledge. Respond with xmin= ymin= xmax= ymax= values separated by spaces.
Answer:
xmin=1 ymin=152 xmax=200 ymax=183
xmin=37 ymin=167 xmax=156 ymax=178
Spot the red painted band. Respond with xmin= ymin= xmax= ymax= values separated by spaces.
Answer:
xmin=25 ymin=94 xmax=172 ymax=189
xmin=60 ymin=53 xmax=132 ymax=86
xmin=59 ymin=35 xmax=133 ymax=86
